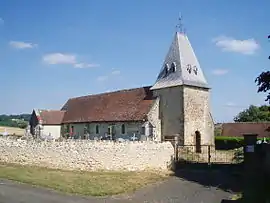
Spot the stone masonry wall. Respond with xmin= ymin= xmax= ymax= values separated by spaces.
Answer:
xmin=153 ymin=86 xmax=184 ymax=140
xmin=183 ymin=86 xmax=214 ymax=145
xmin=147 ymin=97 xmax=161 ymax=141
xmin=0 ymin=138 xmax=174 ymax=171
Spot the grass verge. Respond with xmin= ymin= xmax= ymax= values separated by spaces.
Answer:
xmin=231 ymin=193 xmax=242 ymax=200
xmin=0 ymin=126 xmax=24 ymax=136
xmin=0 ymin=163 xmax=168 ymax=196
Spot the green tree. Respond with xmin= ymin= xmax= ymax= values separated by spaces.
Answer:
xmin=234 ymin=105 xmax=270 ymax=122
xmin=255 ymin=35 xmax=270 ymax=102
xmin=0 ymin=114 xmax=30 ymax=128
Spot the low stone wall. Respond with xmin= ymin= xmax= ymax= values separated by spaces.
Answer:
xmin=0 ymin=138 xmax=174 ymax=171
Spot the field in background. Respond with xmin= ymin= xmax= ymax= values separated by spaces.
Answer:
xmin=0 ymin=126 xmax=25 ymax=136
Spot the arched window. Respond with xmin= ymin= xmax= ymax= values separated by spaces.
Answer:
xmin=121 ymin=124 xmax=125 ymax=134
xmin=170 ymin=62 xmax=176 ymax=73
xmin=195 ymin=131 xmax=201 ymax=153
xmin=95 ymin=125 xmax=99 ymax=134
xmin=163 ymin=64 xmax=169 ymax=77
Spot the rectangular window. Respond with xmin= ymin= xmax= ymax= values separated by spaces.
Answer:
xmin=121 ymin=124 xmax=125 ymax=134
xmin=142 ymin=126 xmax=145 ymax=135
xmin=69 ymin=126 xmax=74 ymax=137
xmin=108 ymin=126 xmax=111 ymax=135
xmin=95 ymin=125 xmax=99 ymax=134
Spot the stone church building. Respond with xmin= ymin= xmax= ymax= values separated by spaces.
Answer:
xmin=29 ymin=30 xmax=214 ymax=145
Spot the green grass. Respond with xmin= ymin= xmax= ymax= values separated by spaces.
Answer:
xmin=231 ymin=193 xmax=242 ymax=200
xmin=215 ymin=136 xmax=244 ymax=141
xmin=0 ymin=163 xmax=168 ymax=196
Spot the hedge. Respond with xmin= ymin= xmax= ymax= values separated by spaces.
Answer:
xmin=215 ymin=136 xmax=270 ymax=150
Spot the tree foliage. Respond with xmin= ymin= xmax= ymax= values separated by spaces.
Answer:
xmin=234 ymin=105 xmax=270 ymax=122
xmin=0 ymin=114 xmax=30 ymax=129
xmin=255 ymin=35 xmax=270 ymax=102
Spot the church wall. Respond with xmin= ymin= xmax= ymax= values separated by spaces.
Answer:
xmin=153 ymin=86 xmax=184 ymax=142
xmin=207 ymin=112 xmax=215 ymax=145
xmin=66 ymin=122 xmax=144 ymax=140
xmin=183 ymin=86 xmax=214 ymax=145
xmin=42 ymin=125 xmax=61 ymax=139
xmin=147 ymin=98 xmax=161 ymax=141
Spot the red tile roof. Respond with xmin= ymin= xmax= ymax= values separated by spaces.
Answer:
xmin=61 ymin=86 xmax=156 ymax=123
xmin=221 ymin=122 xmax=270 ymax=138
xmin=39 ymin=110 xmax=65 ymax=125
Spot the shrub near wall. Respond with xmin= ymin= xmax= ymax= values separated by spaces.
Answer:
xmin=215 ymin=136 xmax=244 ymax=150
xmin=215 ymin=136 xmax=270 ymax=150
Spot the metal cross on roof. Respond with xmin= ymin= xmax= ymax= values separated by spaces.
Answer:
xmin=176 ymin=13 xmax=186 ymax=33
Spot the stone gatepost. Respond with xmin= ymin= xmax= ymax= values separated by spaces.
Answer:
xmin=242 ymin=133 xmax=264 ymax=203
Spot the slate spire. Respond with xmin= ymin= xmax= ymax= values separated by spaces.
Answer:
xmin=151 ymin=32 xmax=209 ymax=90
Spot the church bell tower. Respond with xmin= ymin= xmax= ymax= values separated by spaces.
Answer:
xmin=150 ymin=18 xmax=214 ymax=146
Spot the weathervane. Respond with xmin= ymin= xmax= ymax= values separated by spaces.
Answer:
xmin=176 ymin=13 xmax=186 ymax=33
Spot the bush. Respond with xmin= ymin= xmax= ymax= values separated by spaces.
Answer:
xmin=215 ymin=136 xmax=244 ymax=150
xmin=215 ymin=136 xmax=270 ymax=150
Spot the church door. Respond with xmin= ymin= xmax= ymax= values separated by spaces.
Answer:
xmin=195 ymin=131 xmax=201 ymax=153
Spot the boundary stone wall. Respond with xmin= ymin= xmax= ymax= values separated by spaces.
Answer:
xmin=0 ymin=138 xmax=174 ymax=171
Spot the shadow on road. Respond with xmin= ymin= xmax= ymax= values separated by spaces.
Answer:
xmin=172 ymin=162 xmax=243 ymax=194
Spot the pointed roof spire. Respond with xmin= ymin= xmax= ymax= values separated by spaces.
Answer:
xmin=151 ymin=27 xmax=209 ymax=90
xmin=176 ymin=13 xmax=185 ymax=34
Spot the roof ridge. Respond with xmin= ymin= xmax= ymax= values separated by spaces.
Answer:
xmin=39 ymin=109 xmax=65 ymax=112
xmin=69 ymin=85 xmax=152 ymax=100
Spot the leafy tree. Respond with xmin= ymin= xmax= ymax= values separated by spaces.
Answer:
xmin=255 ymin=35 xmax=270 ymax=102
xmin=0 ymin=114 xmax=30 ymax=128
xmin=234 ymin=105 xmax=270 ymax=122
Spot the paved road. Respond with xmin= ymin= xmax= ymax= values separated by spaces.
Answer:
xmin=0 ymin=176 xmax=233 ymax=203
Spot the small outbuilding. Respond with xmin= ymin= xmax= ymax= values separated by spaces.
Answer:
xmin=29 ymin=109 xmax=65 ymax=139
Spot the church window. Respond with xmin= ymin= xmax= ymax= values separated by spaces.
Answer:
xmin=193 ymin=66 xmax=198 ymax=75
xmin=170 ymin=62 xmax=176 ymax=73
xmin=95 ymin=125 xmax=99 ymax=134
xmin=121 ymin=124 xmax=126 ymax=134
xmin=108 ymin=126 xmax=112 ymax=135
xmin=163 ymin=64 xmax=169 ymax=77
xmin=186 ymin=64 xmax=192 ymax=73
xmin=186 ymin=64 xmax=198 ymax=75
xmin=142 ymin=126 xmax=146 ymax=135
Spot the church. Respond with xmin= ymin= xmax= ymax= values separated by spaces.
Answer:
xmin=29 ymin=29 xmax=214 ymax=145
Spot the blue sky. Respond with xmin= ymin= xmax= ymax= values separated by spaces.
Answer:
xmin=0 ymin=0 xmax=269 ymax=122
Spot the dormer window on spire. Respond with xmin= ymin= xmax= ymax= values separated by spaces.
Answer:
xmin=186 ymin=64 xmax=198 ymax=75
xmin=151 ymin=24 xmax=209 ymax=90
xmin=170 ymin=62 xmax=176 ymax=73
xmin=162 ymin=64 xmax=169 ymax=78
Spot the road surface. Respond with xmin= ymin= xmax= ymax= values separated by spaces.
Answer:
xmin=0 ymin=176 xmax=233 ymax=203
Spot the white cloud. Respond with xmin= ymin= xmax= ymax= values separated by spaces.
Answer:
xmin=224 ymin=102 xmax=236 ymax=107
xmin=9 ymin=41 xmax=37 ymax=49
xmin=43 ymin=52 xmax=99 ymax=69
xmin=213 ymin=36 xmax=260 ymax=55
xmin=97 ymin=76 xmax=108 ymax=82
xmin=43 ymin=53 xmax=76 ymax=65
xmin=211 ymin=69 xmax=228 ymax=76
xmin=0 ymin=18 xmax=4 ymax=24
xmin=224 ymin=102 xmax=246 ymax=108
xmin=74 ymin=63 xmax=100 ymax=68
xmin=96 ymin=70 xmax=121 ymax=82
xmin=111 ymin=70 xmax=121 ymax=75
